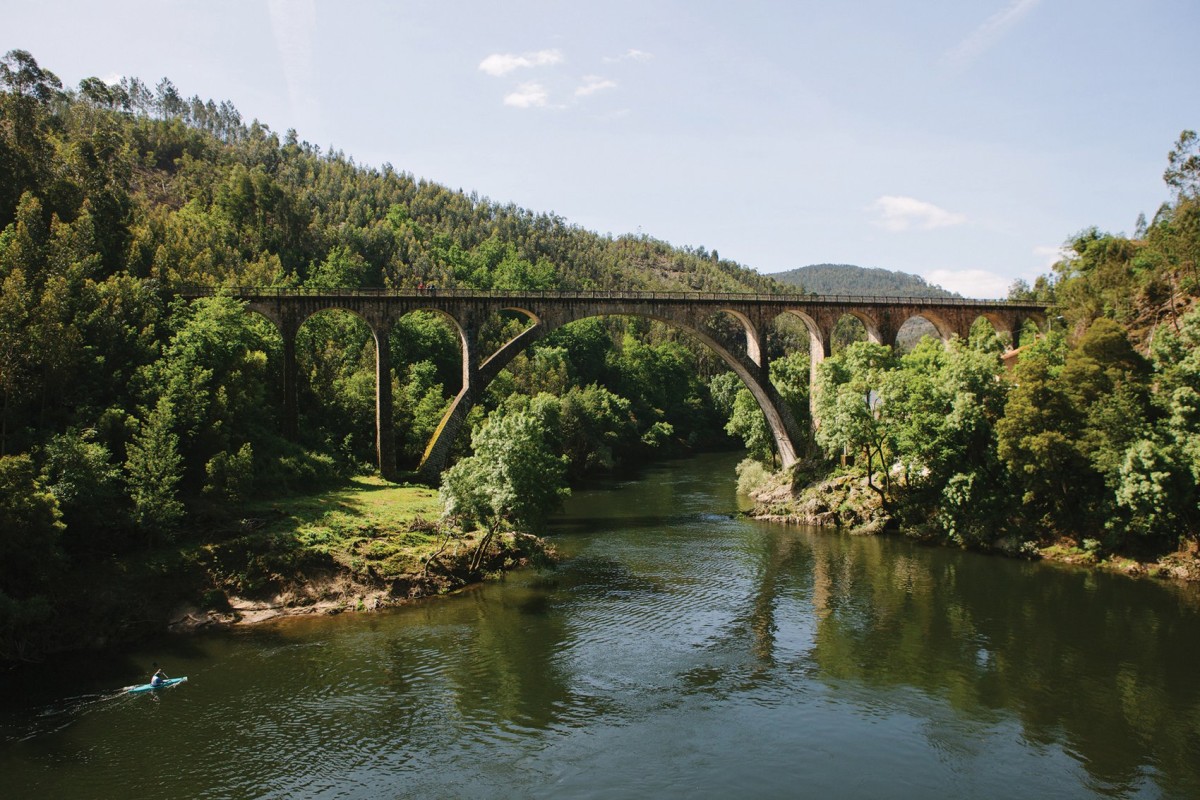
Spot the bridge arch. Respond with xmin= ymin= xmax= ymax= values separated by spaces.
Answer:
xmin=897 ymin=310 xmax=959 ymax=343
xmin=419 ymin=306 xmax=803 ymax=480
xmin=189 ymin=288 xmax=1049 ymax=483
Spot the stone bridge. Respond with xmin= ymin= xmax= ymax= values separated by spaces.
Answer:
xmin=180 ymin=287 xmax=1048 ymax=483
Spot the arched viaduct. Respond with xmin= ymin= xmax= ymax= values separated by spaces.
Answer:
xmin=180 ymin=288 xmax=1048 ymax=483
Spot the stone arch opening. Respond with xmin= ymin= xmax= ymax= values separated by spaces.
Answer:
xmin=965 ymin=315 xmax=1009 ymax=350
xmin=896 ymin=315 xmax=944 ymax=352
xmin=761 ymin=313 xmax=814 ymax=434
xmin=293 ymin=307 xmax=383 ymax=466
xmin=513 ymin=310 xmax=801 ymax=470
xmin=1016 ymin=312 xmax=1048 ymax=347
xmin=390 ymin=309 xmax=466 ymax=469
xmin=697 ymin=308 xmax=761 ymax=373
xmin=832 ymin=313 xmax=872 ymax=354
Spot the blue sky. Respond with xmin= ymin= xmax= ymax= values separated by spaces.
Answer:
xmin=6 ymin=0 xmax=1198 ymax=297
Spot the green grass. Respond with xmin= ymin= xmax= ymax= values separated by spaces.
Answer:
xmin=207 ymin=476 xmax=454 ymax=592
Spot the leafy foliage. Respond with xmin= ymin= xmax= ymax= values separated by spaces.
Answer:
xmin=440 ymin=408 xmax=569 ymax=571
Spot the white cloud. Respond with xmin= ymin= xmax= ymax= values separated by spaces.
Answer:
xmin=945 ymin=0 xmax=1042 ymax=66
xmin=925 ymin=268 xmax=1012 ymax=299
xmin=870 ymin=195 xmax=967 ymax=232
xmin=1032 ymin=244 xmax=1068 ymax=268
xmin=604 ymin=49 xmax=654 ymax=63
xmin=576 ymin=75 xmax=617 ymax=97
xmin=479 ymin=49 xmax=564 ymax=77
xmin=504 ymin=82 xmax=549 ymax=108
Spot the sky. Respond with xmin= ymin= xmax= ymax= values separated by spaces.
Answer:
xmin=6 ymin=0 xmax=1199 ymax=297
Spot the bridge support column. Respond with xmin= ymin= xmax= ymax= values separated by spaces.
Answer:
xmin=808 ymin=328 xmax=832 ymax=430
xmin=280 ymin=315 xmax=299 ymax=440
xmin=372 ymin=317 xmax=397 ymax=481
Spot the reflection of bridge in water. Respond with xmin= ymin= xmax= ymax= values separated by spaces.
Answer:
xmin=181 ymin=288 xmax=1049 ymax=482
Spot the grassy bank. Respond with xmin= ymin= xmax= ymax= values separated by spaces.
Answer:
xmin=182 ymin=475 xmax=553 ymax=628
xmin=23 ymin=477 xmax=551 ymax=660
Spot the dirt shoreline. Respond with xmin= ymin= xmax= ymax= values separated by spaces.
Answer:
xmin=167 ymin=531 xmax=555 ymax=634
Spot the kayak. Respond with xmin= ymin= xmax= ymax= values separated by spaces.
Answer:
xmin=127 ymin=676 xmax=188 ymax=693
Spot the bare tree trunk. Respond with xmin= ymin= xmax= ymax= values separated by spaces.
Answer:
xmin=422 ymin=526 xmax=457 ymax=578
xmin=469 ymin=522 xmax=500 ymax=574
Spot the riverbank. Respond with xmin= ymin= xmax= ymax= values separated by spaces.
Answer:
xmin=16 ymin=477 xmax=554 ymax=660
xmin=178 ymin=475 xmax=556 ymax=630
xmin=745 ymin=465 xmax=1200 ymax=583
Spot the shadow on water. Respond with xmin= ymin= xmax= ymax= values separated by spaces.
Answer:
xmin=795 ymin=527 xmax=1200 ymax=795
xmin=0 ymin=631 xmax=217 ymax=745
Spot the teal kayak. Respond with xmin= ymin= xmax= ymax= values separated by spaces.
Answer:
xmin=127 ymin=676 xmax=188 ymax=693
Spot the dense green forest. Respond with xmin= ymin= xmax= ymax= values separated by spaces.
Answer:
xmin=0 ymin=50 xmax=795 ymax=659
xmin=770 ymin=263 xmax=959 ymax=298
xmin=1 ymin=48 xmax=1198 ymax=660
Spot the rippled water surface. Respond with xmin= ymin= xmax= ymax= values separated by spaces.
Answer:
xmin=3 ymin=452 xmax=1200 ymax=799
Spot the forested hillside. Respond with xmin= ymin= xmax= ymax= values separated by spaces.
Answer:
xmin=0 ymin=50 xmax=793 ymax=659
xmin=770 ymin=263 xmax=958 ymax=298
xmin=2 ymin=46 xmax=1199 ymax=661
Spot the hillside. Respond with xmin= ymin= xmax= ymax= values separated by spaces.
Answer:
xmin=0 ymin=49 xmax=794 ymax=659
xmin=769 ymin=263 xmax=959 ymax=298
xmin=2 ymin=47 xmax=1199 ymax=663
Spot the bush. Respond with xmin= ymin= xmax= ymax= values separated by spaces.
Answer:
xmin=736 ymin=457 xmax=771 ymax=495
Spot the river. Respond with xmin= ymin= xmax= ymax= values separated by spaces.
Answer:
xmin=2 ymin=452 xmax=1200 ymax=799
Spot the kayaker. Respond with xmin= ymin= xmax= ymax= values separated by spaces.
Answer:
xmin=150 ymin=668 xmax=168 ymax=687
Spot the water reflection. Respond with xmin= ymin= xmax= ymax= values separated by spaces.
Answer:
xmin=800 ymin=527 xmax=1200 ymax=795
xmin=3 ymin=453 xmax=1199 ymax=799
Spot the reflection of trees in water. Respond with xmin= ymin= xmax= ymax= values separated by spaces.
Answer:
xmin=742 ymin=527 xmax=809 ymax=666
xmin=380 ymin=583 xmax=577 ymax=734
xmin=805 ymin=532 xmax=1200 ymax=794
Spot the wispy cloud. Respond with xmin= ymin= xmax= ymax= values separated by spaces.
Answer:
xmin=603 ymin=49 xmax=654 ymax=63
xmin=870 ymin=196 xmax=967 ymax=232
xmin=267 ymin=0 xmax=318 ymax=122
xmin=479 ymin=49 xmax=564 ymax=77
xmin=576 ymin=75 xmax=617 ymax=97
xmin=945 ymin=0 xmax=1042 ymax=66
xmin=504 ymin=83 xmax=550 ymax=108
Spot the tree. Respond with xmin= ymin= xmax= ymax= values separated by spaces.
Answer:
xmin=0 ymin=50 xmax=63 ymax=102
xmin=0 ymin=453 xmax=63 ymax=594
xmin=440 ymin=408 xmax=569 ymax=572
xmin=1164 ymin=130 xmax=1200 ymax=200
xmin=149 ymin=294 xmax=274 ymax=483
xmin=41 ymin=428 xmax=125 ymax=546
xmin=814 ymin=342 xmax=897 ymax=505
xmin=996 ymin=335 xmax=1092 ymax=534
xmin=555 ymin=383 xmax=636 ymax=476
xmin=125 ymin=396 xmax=185 ymax=535
xmin=0 ymin=453 xmax=63 ymax=660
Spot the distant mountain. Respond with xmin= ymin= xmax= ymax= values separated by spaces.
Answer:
xmin=768 ymin=264 xmax=960 ymax=298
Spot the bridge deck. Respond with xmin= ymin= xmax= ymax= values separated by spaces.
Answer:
xmin=179 ymin=285 xmax=1047 ymax=312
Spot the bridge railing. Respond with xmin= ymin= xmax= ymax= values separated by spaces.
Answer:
xmin=176 ymin=285 xmax=1048 ymax=310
